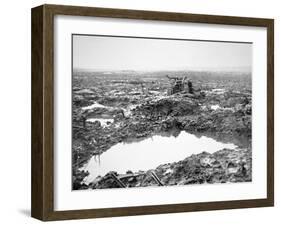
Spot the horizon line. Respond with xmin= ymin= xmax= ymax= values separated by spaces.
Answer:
xmin=73 ymin=66 xmax=252 ymax=73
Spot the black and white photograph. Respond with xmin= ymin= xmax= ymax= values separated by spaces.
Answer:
xmin=72 ymin=34 xmax=252 ymax=190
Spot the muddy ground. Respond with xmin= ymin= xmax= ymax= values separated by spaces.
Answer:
xmin=72 ymin=70 xmax=252 ymax=190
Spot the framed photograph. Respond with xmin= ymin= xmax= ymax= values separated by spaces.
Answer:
xmin=31 ymin=4 xmax=274 ymax=221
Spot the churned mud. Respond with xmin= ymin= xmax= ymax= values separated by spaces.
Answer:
xmin=72 ymin=70 xmax=252 ymax=190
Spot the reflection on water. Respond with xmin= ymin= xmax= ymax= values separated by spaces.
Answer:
xmin=82 ymin=131 xmax=237 ymax=184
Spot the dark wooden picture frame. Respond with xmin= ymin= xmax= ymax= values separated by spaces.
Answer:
xmin=31 ymin=4 xmax=274 ymax=221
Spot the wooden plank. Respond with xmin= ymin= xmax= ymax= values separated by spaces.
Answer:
xmin=118 ymin=173 xmax=145 ymax=180
xmin=110 ymin=173 xmax=126 ymax=188
xmin=150 ymin=171 xmax=164 ymax=186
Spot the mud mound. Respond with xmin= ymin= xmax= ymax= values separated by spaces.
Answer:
xmin=136 ymin=97 xmax=199 ymax=117
xmin=85 ymin=148 xmax=251 ymax=189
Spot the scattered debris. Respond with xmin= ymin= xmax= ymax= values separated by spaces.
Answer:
xmin=72 ymin=70 xmax=252 ymax=190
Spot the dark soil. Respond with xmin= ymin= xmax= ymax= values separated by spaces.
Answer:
xmin=72 ymin=70 xmax=252 ymax=190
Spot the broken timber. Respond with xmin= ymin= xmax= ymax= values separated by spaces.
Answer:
xmin=149 ymin=171 xmax=164 ymax=186
xmin=109 ymin=172 xmax=126 ymax=188
xmin=118 ymin=173 xmax=145 ymax=180
xmin=109 ymin=171 xmax=164 ymax=188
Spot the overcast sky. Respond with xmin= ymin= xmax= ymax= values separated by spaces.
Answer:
xmin=73 ymin=35 xmax=252 ymax=71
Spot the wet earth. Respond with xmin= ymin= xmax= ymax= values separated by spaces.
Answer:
xmin=72 ymin=70 xmax=252 ymax=190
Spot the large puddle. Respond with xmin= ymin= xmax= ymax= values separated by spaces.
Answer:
xmin=82 ymin=131 xmax=237 ymax=184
